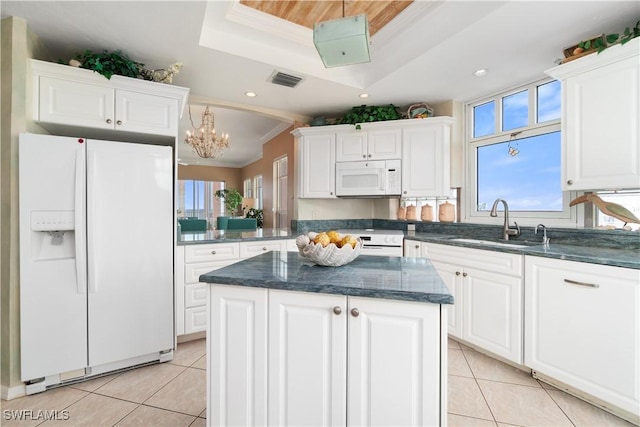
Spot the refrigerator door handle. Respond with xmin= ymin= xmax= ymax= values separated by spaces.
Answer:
xmin=87 ymin=149 xmax=97 ymax=294
xmin=74 ymin=146 xmax=87 ymax=294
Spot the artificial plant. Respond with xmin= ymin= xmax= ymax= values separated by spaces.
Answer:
xmin=214 ymin=188 xmax=243 ymax=216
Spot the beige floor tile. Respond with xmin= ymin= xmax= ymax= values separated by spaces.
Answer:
xmin=1 ymin=387 xmax=89 ymax=427
xmin=199 ymin=408 xmax=206 ymax=418
xmin=448 ymin=413 xmax=497 ymax=426
xmin=192 ymin=355 xmax=206 ymax=370
xmin=189 ymin=417 xmax=206 ymax=427
xmin=449 ymin=338 xmax=461 ymax=350
xmin=93 ymin=362 xmax=186 ymax=403
xmin=478 ymin=379 xmax=573 ymax=426
xmin=115 ymin=404 xmax=196 ymax=426
xmin=69 ymin=372 xmax=121 ymax=392
xmin=546 ymin=389 xmax=637 ymax=427
xmin=448 ymin=375 xmax=494 ymax=421
xmin=144 ymin=367 xmax=206 ymax=416
xmin=463 ymin=349 xmax=540 ymax=387
xmin=40 ymin=393 xmax=137 ymax=426
xmin=497 ymin=423 xmax=524 ymax=427
xmin=170 ymin=338 xmax=206 ymax=367
xmin=448 ymin=348 xmax=473 ymax=378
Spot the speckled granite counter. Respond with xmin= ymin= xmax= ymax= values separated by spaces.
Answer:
xmin=178 ymin=228 xmax=295 ymax=245
xmin=403 ymin=232 xmax=640 ymax=269
xmin=199 ymin=251 xmax=453 ymax=304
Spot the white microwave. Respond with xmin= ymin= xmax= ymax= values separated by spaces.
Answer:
xmin=335 ymin=159 xmax=401 ymax=197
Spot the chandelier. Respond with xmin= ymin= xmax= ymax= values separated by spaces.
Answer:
xmin=185 ymin=105 xmax=230 ymax=159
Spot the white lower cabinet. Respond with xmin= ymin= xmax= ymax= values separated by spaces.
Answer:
xmin=424 ymin=243 xmax=523 ymax=364
xmin=177 ymin=240 xmax=294 ymax=336
xmin=524 ymin=256 xmax=640 ymax=417
xmin=208 ymin=286 xmax=444 ymax=426
xmin=208 ymin=285 xmax=268 ymax=426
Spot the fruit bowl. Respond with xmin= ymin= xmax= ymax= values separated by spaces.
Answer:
xmin=295 ymin=233 xmax=362 ymax=267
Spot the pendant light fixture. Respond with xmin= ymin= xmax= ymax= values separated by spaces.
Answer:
xmin=185 ymin=105 xmax=230 ymax=159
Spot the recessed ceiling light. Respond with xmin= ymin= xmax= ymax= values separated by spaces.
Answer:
xmin=359 ymin=93 xmax=369 ymax=99
xmin=245 ymin=91 xmax=257 ymax=97
xmin=473 ymin=69 xmax=488 ymax=77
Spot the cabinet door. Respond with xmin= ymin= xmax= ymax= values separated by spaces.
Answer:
xmin=402 ymin=124 xmax=450 ymax=197
xmin=39 ymin=76 xmax=114 ymax=129
xmin=176 ymin=246 xmax=186 ymax=336
xmin=115 ymin=89 xmax=179 ymax=136
xmin=208 ymin=285 xmax=268 ymax=426
xmin=348 ymin=297 xmax=441 ymax=427
xmin=299 ymin=133 xmax=337 ymax=198
xmin=268 ymin=290 xmax=347 ymax=427
xmin=368 ymin=128 xmax=402 ymax=160
xmin=336 ymin=131 xmax=367 ymax=161
xmin=463 ymin=267 xmax=523 ymax=363
xmin=239 ymin=239 xmax=286 ymax=259
xmin=525 ymin=256 xmax=640 ymax=415
xmin=562 ymin=54 xmax=640 ymax=190
xmin=429 ymin=260 xmax=463 ymax=339
xmin=403 ymin=239 xmax=423 ymax=258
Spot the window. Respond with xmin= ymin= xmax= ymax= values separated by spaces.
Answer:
xmin=466 ymin=78 xmax=574 ymax=224
xmin=254 ymin=175 xmax=263 ymax=209
xmin=273 ymin=157 xmax=288 ymax=228
xmin=176 ymin=179 xmax=225 ymax=227
xmin=243 ymin=178 xmax=253 ymax=198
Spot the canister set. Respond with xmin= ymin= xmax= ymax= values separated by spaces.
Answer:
xmin=397 ymin=201 xmax=455 ymax=222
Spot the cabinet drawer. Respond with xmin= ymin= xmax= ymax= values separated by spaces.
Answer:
xmin=425 ymin=243 xmax=522 ymax=276
xmin=185 ymin=306 xmax=207 ymax=334
xmin=185 ymin=260 xmax=239 ymax=284
xmin=185 ymin=242 xmax=239 ymax=263
xmin=185 ymin=283 xmax=207 ymax=308
xmin=240 ymin=240 xmax=285 ymax=259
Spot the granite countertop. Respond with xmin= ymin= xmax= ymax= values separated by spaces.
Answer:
xmin=178 ymin=228 xmax=295 ymax=245
xmin=404 ymin=232 xmax=640 ymax=269
xmin=199 ymin=251 xmax=453 ymax=305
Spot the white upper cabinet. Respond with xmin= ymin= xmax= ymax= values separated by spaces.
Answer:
xmin=293 ymin=127 xmax=337 ymax=198
xmin=336 ymin=128 xmax=402 ymax=161
xmin=402 ymin=118 xmax=453 ymax=197
xmin=31 ymin=59 xmax=189 ymax=138
xmin=546 ymin=38 xmax=640 ymax=191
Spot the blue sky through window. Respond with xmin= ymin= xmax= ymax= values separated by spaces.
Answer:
xmin=473 ymin=80 xmax=562 ymax=213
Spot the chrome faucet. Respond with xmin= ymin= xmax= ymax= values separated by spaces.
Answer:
xmin=535 ymin=224 xmax=550 ymax=248
xmin=490 ymin=199 xmax=520 ymax=240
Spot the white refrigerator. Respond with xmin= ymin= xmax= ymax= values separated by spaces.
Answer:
xmin=19 ymin=133 xmax=174 ymax=393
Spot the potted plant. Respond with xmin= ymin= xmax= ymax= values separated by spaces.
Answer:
xmin=245 ymin=208 xmax=264 ymax=228
xmin=337 ymin=104 xmax=402 ymax=126
xmin=215 ymin=188 xmax=243 ymax=216
xmin=71 ymin=49 xmax=144 ymax=80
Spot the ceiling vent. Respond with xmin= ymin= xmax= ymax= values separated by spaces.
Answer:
xmin=269 ymin=71 xmax=304 ymax=88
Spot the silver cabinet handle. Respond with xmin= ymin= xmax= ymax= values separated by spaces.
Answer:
xmin=262 ymin=247 xmax=267 ymax=251
xmin=106 ymin=119 xmax=112 ymax=124
xmin=455 ymin=271 xmax=461 ymax=276
xmin=211 ymin=250 xmax=216 ymax=255
xmin=333 ymin=306 xmax=342 ymax=315
xmin=362 ymin=154 xmax=366 ymax=158
xmin=367 ymin=154 xmax=371 ymax=158
xmin=462 ymin=272 xmax=468 ymax=277
xmin=414 ymin=245 xmax=420 ymax=249
xmin=116 ymin=120 xmax=123 ymax=125
xmin=403 ymin=191 xmax=407 ymax=194
xmin=351 ymin=308 xmax=360 ymax=317
xmin=567 ymin=180 xmax=573 ymax=185
xmin=564 ymin=279 xmax=599 ymax=288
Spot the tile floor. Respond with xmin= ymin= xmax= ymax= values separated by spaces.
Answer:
xmin=2 ymin=338 xmax=636 ymax=426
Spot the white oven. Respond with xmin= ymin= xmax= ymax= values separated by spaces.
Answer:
xmin=335 ymin=160 xmax=401 ymax=197
xmin=338 ymin=229 xmax=404 ymax=257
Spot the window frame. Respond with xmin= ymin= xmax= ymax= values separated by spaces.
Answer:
xmin=463 ymin=77 xmax=578 ymax=226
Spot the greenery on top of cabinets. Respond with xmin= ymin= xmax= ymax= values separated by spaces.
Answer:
xmin=215 ymin=188 xmax=243 ymax=216
xmin=337 ymin=104 xmax=402 ymax=125
xmin=72 ymin=49 xmax=144 ymax=80
xmin=579 ymin=20 xmax=640 ymax=53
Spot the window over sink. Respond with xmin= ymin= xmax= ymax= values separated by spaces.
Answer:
xmin=465 ymin=78 xmax=577 ymax=225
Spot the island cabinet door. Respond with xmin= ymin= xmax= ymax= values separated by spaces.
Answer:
xmin=268 ymin=290 xmax=348 ymax=427
xmin=348 ymin=297 xmax=442 ymax=427
xmin=208 ymin=285 xmax=268 ymax=427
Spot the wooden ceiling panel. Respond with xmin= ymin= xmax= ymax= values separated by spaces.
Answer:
xmin=240 ymin=0 xmax=413 ymax=36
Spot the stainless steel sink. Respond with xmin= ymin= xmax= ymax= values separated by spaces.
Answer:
xmin=448 ymin=238 xmax=531 ymax=249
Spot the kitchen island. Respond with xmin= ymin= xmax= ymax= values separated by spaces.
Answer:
xmin=200 ymin=251 xmax=452 ymax=427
